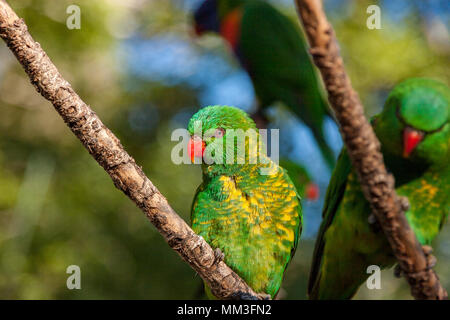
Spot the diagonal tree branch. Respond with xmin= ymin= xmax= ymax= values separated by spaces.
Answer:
xmin=0 ymin=0 xmax=266 ymax=300
xmin=294 ymin=0 xmax=447 ymax=300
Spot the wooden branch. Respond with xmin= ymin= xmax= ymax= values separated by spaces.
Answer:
xmin=294 ymin=0 xmax=447 ymax=300
xmin=0 ymin=0 xmax=265 ymax=300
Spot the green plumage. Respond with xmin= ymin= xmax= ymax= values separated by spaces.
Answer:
xmin=197 ymin=0 xmax=335 ymax=168
xmin=188 ymin=106 xmax=302 ymax=298
xmin=308 ymin=78 xmax=450 ymax=299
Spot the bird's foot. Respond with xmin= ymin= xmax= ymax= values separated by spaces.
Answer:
xmin=422 ymin=245 xmax=437 ymax=270
xmin=397 ymin=196 xmax=410 ymax=212
xmin=368 ymin=213 xmax=381 ymax=233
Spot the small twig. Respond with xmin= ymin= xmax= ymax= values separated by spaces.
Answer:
xmin=0 ymin=0 xmax=265 ymax=300
xmin=294 ymin=0 xmax=447 ymax=299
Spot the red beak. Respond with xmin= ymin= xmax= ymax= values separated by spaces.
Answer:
xmin=188 ymin=137 xmax=205 ymax=162
xmin=403 ymin=127 xmax=424 ymax=158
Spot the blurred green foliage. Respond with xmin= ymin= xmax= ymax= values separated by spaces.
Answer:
xmin=0 ymin=0 xmax=448 ymax=299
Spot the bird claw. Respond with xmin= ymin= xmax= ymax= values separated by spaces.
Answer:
xmin=397 ymin=196 xmax=410 ymax=212
xmin=422 ymin=245 xmax=437 ymax=269
xmin=422 ymin=245 xmax=433 ymax=256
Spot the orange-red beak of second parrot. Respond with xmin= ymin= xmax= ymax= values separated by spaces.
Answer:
xmin=403 ymin=126 xmax=424 ymax=158
xmin=188 ymin=136 xmax=206 ymax=162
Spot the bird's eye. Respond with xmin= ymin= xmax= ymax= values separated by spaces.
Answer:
xmin=214 ymin=128 xmax=225 ymax=138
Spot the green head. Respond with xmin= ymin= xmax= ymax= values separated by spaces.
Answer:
xmin=188 ymin=105 xmax=256 ymax=134
xmin=374 ymin=78 xmax=450 ymax=165
xmin=187 ymin=105 xmax=261 ymax=173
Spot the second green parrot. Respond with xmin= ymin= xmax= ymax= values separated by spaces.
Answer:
xmin=308 ymin=78 xmax=450 ymax=299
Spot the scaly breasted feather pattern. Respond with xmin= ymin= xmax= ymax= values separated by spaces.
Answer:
xmin=188 ymin=105 xmax=302 ymax=298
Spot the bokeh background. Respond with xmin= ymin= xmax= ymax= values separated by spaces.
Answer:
xmin=0 ymin=0 xmax=448 ymax=299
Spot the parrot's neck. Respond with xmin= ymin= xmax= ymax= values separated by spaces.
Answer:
xmin=382 ymin=148 xmax=439 ymax=187
xmin=201 ymin=154 xmax=278 ymax=181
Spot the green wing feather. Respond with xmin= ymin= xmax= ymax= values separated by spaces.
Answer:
xmin=307 ymin=149 xmax=352 ymax=298
xmin=191 ymin=162 xmax=302 ymax=298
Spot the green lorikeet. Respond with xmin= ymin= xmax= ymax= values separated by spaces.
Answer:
xmin=187 ymin=105 xmax=302 ymax=298
xmin=193 ymin=0 xmax=336 ymax=169
xmin=308 ymin=78 xmax=450 ymax=299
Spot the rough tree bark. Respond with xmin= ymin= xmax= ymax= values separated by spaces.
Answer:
xmin=294 ymin=0 xmax=447 ymax=300
xmin=0 ymin=0 xmax=267 ymax=300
